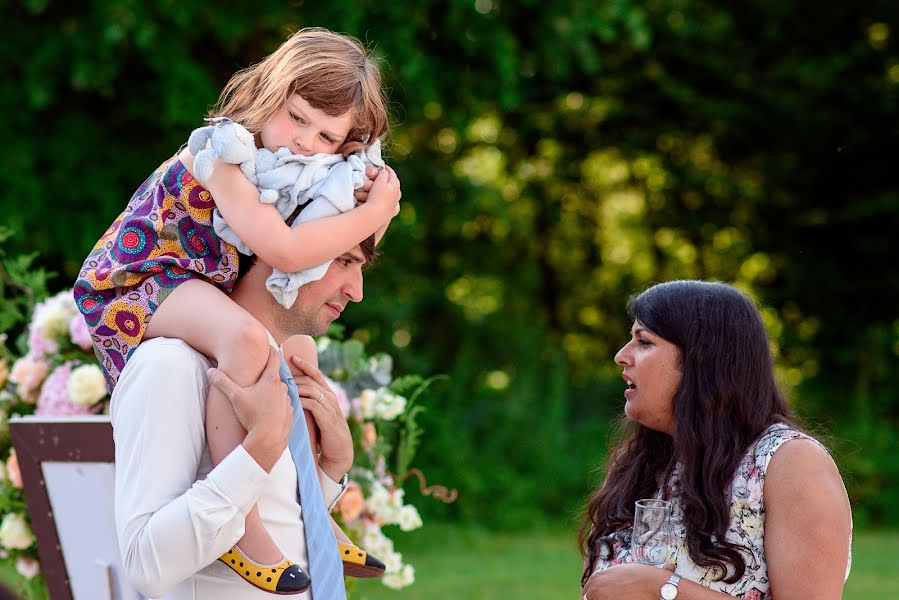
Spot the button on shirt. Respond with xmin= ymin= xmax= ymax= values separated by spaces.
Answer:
xmin=112 ymin=338 xmax=344 ymax=599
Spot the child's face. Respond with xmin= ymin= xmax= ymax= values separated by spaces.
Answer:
xmin=259 ymin=94 xmax=353 ymax=156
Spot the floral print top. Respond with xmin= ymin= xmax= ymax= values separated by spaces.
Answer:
xmin=74 ymin=157 xmax=239 ymax=392
xmin=592 ymin=423 xmax=852 ymax=599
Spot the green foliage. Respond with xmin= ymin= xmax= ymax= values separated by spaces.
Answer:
xmin=0 ymin=229 xmax=51 ymax=346
xmin=2 ymin=0 xmax=898 ymax=529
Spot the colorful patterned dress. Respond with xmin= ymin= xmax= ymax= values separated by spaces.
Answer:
xmin=592 ymin=423 xmax=852 ymax=599
xmin=74 ymin=156 xmax=239 ymax=392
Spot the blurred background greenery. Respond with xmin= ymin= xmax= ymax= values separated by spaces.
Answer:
xmin=2 ymin=0 xmax=898 ymax=595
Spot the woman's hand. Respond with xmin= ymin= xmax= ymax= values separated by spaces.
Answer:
xmin=207 ymin=347 xmax=292 ymax=472
xmin=289 ymin=354 xmax=354 ymax=481
xmin=583 ymin=564 xmax=671 ymax=600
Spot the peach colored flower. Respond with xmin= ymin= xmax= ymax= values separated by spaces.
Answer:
xmin=9 ymin=356 xmax=49 ymax=404
xmin=6 ymin=450 xmax=22 ymax=489
xmin=361 ymin=422 xmax=377 ymax=450
xmin=337 ymin=481 xmax=365 ymax=522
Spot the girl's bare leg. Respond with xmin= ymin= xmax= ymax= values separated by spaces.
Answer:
xmin=146 ymin=279 xmax=283 ymax=564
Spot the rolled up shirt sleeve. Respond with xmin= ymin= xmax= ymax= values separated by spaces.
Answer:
xmin=318 ymin=467 xmax=346 ymax=512
xmin=111 ymin=339 xmax=269 ymax=599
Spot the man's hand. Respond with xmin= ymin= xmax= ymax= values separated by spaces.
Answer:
xmin=289 ymin=355 xmax=354 ymax=482
xmin=207 ymin=347 xmax=292 ymax=472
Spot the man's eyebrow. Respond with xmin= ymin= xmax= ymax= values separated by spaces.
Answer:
xmin=340 ymin=250 xmax=365 ymax=264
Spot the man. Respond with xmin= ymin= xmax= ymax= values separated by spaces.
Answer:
xmin=112 ymin=235 xmax=377 ymax=599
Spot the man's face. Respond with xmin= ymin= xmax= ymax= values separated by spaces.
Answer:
xmin=274 ymin=246 xmax=366 ymax=335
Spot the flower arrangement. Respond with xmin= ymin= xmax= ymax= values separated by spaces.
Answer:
xmin=0 ymin=288 xmax=108 ymax=592
xmin=316 ymin=331 xmax=454 ymax=590
xmin=0 ymin=244 xmax=452 ymax=597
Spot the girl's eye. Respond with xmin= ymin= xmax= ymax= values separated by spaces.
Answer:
xmin=322 ymin=134 xmax=335 ymax=144
xmin=289 ymin=112 xmax=305 ymax=124
xmin=637 ymin=338 xmax=650 ymax=346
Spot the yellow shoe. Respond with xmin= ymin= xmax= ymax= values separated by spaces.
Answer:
xmin=339 ymin=543 xmax=386 ymax=578
xmin=219 ymin=546 xmax=310 ymax=595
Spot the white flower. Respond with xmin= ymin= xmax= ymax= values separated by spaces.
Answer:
xmin=316 ymin=337 xmax=331 ymax=352
xmin=398 ymin=504 xmax=423 ymax=531
xmin=0 ymin=513 xmax=34 ymax=550
xmin=383 ymin=550 xmax=403 ymax=573
xmin=374 ymin=390 xmax=407 ymax=421
xmin=32 ymin=292 xmax=77 ymax=341
xmin=15 ymin=556 xmax=40 ymax=579
xmin=357 ymin=521 xmax=394 ymax=558
xmin=383 ymin=564 xmax=415 ymax=589
xmin=358 ymin=389 xmax=378 ymax=419
xmin=66 ymin=364 xmax=107 ymax=406
xmin=366 ymin=482 xmax=395 ymax=522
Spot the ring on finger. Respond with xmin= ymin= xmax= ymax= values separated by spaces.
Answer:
xmin=318 ymin=391 xmax=324 ymax=402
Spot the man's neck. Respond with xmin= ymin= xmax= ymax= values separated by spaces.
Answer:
xmin=229 ymin=264 xmax=289 ymax=345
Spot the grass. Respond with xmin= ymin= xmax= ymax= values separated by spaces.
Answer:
xmin=354 ymin=524 xmax=899 ymax=600
xmin=1 ymin=524 xmax=895 ymax=599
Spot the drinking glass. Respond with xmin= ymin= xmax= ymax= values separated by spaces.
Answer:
xmin=633 ymin=499 xmax=671 ymax=566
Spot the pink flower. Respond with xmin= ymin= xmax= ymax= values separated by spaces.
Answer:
xmin=6 ymin=450 xmax=22 ymax=490
xmin=9 ymin=356 xmax=50 ymax=404
xmin=69 ymin=314 xmax=93 ymax=351
xmin=325 ymin=376 xmax=351 ymax=419
xmin=350 ymin=397 xmax=364 ymax=421
xmin=15 ymin=556 xmax=40 ymax=579
xmin=35 ymin=362 xmax=94 ymax=417
xmin=27 ymin=326 xmax=59 ymax=357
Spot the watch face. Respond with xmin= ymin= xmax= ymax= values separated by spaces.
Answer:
xmin=660 ymin=583 xmax=678 ymax=600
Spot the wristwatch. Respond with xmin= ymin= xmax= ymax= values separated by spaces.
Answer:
xmin=660 ymin=573 xmax=681 ymax=600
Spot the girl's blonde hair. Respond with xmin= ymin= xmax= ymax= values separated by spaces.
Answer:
xmin=211 ymin=27 xmax=388 ymax=155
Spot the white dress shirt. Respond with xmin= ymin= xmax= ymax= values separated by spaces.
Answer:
xmin=112 ymin=337 xmax=343 ymax=599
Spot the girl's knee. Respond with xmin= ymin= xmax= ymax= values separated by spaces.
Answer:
xmin=216 ymin=317 xmax=272 ymax=373
xmin=282 ymin=334 xmax=317 ymax=365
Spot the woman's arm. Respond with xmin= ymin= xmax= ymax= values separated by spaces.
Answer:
xmin=764 ymin=438 xmax=852 ymax=600
xmin=204 ymin=160 xmax=398 ymax=273
xmin=584 ymin=564 xmax=738 ymax=600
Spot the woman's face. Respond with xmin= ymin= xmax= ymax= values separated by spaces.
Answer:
xmin=614 ymin=320 xmax=682 ymax=434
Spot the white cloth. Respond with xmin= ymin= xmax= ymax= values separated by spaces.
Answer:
xmin=200 ymin=117 xmax=386 ymax=309
xmin=112 ymin=337 xmax=344 ymax=599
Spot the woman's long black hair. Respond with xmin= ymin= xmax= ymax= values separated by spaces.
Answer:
xmin=579 ymin=281 xmax=801 ymax=585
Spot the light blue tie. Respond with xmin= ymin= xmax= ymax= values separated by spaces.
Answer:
xmin=280 ymin=359 xmax=346 ymax=600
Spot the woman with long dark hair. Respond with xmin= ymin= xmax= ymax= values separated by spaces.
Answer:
xmin=580 ymin=281 xmax=851 ymax=600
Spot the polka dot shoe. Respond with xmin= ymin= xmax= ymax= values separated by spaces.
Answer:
xmin=218 ymin=546 xmax=310 ymax=594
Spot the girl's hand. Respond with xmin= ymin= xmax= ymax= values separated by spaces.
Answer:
xmin=353 ymin=166 xmax=381 ymax=203
xmin=364 ymin=165 xmax=401 ymax=220
xmin=582 ymin=564 xmax=672 ymax=600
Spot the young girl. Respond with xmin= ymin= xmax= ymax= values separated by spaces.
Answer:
xmin=74 ymin=28 xmax=398 ymax=595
